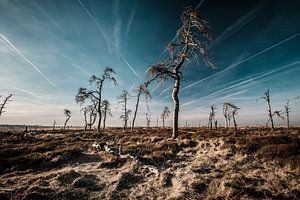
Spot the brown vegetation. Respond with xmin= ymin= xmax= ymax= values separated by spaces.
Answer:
xmin=0 ymin=127 xmax=299 ymax=199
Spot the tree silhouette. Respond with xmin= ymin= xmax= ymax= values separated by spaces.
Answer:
xmin=161 ymin=106 xmax=170 ymax=128
xmin=53 ymin=120 xmax=56 ymax=130
xmin=0 ymin=94 xmax=13 ymax=117
xmin=82 ymin=103 xmax=97 ymax=131
xmin=208 ymin=105 xmax=217 ymax=130
xmin=147 ymin=6 xmax=214 ymax=138
xmin=75 ymin=67 xmax=117 ymax=133
xmin=118 ymin=90 xmax=131 ymax=129
xmin=63 ymin=109 xmax=71 ymax=130
xmin=284 ymin=100 xmax=291 ymax=129
xmin=101 ymin=100 xmax=112 ymax=129
xmin=223 ymin=103 xmax=231 ymax=130
xmin=257 ymin=89 xmax=275 ymax=130
xmin=131 ymin=83 xmax=151 ymax=130
xmin=146 ymin=113 xmax=151 ymax=128
xmin=224 ymin=102 xmax=240 ymax=135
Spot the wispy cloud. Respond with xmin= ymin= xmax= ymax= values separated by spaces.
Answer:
xmin=181 ymin=33 xmax=300 ymax=91
xmin=210 ymin=2 xmax=263 ymax=48
xmin=0 ymin=33 xmax=56 ymax=87
xmin=196 ymin=0 xmax=205 ymax=9
xmin=77 ymin=0 xmax=140 ymax=79
xmin=31 ymin=0 xmax=60 ymax=28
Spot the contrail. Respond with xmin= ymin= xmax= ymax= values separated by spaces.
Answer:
xmin=196 ymin=0 xmax=205 ymax=9
xmin=210 ymin=3 xmax=263 ymax=48
xmin=0 ymin=34 xmax=56 ymax=87
xmin=78 ymin=0 xmax=112 ymax=53
xmin=181 ymin=33 xmax=300 ymax=91
xmin=78 ymin=0 xmax=140 ymax=79
xmin=182 ymin=60 xmax=300 ymax=106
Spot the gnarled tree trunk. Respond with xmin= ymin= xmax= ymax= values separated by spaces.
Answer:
xmin=172 ymin=77 xmax=180 ymax=139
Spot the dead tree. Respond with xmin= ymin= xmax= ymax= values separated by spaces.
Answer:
xmin=223 ymin=103 xmax=230 ymax=130
xmin=224 ymin=102 xmax=240 ymax=135
xmin=131 ymin=83 xmax=151 ymax=130
xmin=82 ymin=104 xmax=97 ymax=131
xmin=75 ymin=67 xmax=117 ymax=133
xmin=146 ymin=113 xmax=151 ymax=128
xmin=101 ymin=100 xmax=112 ymax=129
xmin=53 ymin=120 xmax=56 ymax=130
xmin=147 ymin=7 xmax=214 ymax=138
xmin=161 ymin=106 xmax=170 ymax=128
xmin=258 ymin=89 xmax=275 ymax=130
xmin=0 ymin=94 xmax=13 ymax=117
xmin=266 ymin=110 xmax=284 ymax=128
xmin=284 ymin=100 xmax=290 ymax=129
xmin=63 ymin=109 xmax=71 ymax=130
xmin=208 ymin=105 xmax=217 ymax=130
xmin=118 ymin=90 xmax=131 ymax=129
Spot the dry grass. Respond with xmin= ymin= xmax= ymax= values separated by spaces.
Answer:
xmin=0 ymin=127 xmax=299 ymax=199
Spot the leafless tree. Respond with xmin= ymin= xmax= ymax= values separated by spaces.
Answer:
xmin=53 ymin=120 xmax=56 ymax=130
xmin=131 ymin=83 xmax=151 ymax=130
xmin=161 ymin=106 xmax=170 ymax=128
xmin=266 ymin=110 xmax=284 ymax=128
xmin=63 ymin=109 xmax=71 ymax=130
xmin=75 ymin=67 xmax=117 ymax=133
xmin=284 ymin=100 xmax=290 ymax=129
xmin=223 ymin=103 xmax=230 ymax=130
xmin=146 ymin=113 xmax=151 ymax=128
xmin=101 ymin=100 xmax=112 ymax=129
xmin=147 ymin=7 xmax=214 ymax=138
xmin=0 ymin=94 xmax=13 ymax=117
xmin=257 ymin=89 xmax=275 ymax=130
xmin=224 ymin=102 xmax=240 ymax=135
xmin=118 ymin=90 xmax=131 ymax=129
xmin=208 ymin=105 xmax=217 ymax=130
xmin=82 ymin=103 xmax=97 ymax=131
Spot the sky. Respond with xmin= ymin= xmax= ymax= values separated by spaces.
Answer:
xmin=0 ymin=0 xmax=300 ymax=127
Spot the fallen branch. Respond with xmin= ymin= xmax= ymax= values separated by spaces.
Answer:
xmin=92 ymin=142 xmax=159 ymax=175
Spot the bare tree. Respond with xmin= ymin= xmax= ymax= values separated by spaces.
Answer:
xmin=147 ymin=7 xmax=214 ymax=138
xmin=284 ymin=100 xmax=290 ymax=129
xmin=0 ymin=94 xmax=13 ymax=117
xmin=223 ymin=103 xmax=230 ymax=130
xmin=208 ymin=105 xmax=217 ymax=130
xmin=146 ymin=113 xmax=151 ymax=128
xmin=75 ymin=67 xmax=117 ymax=133
xmin=53 ymin=120 xmax=56 ymax=130
xmin=161 ymin=106 xmax=170 ymax=128
xmin=82 ymin=103 xmax=97 ymax=131
xmin=63 ymin=109 xmax=71 ymax=130
xmin=101 ymin=100 xmax=112 ymax=129
xmin=257 ymin=89 xmax=275 ymax=130
xmin=224 ymin=102 xmax=240 ymax=135
xmin=267 ymin=110 xmax=284 ymax=128
xmin=131 ymin=83 xmax=151 ymax=130
xmin=118 ymin=90 xmax=131 ymax=129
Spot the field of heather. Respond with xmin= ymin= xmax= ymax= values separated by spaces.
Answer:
xmin=0 ymin=127 xmax=299 ymax=200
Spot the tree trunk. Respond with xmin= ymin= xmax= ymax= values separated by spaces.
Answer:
xmin=103 ymin=107 xmax=107 ymax=129
xmin=83 ymin=112 xmax=87 ymax=131
xmin=162 ymin=117 xmax=165 ymax=128
xmin=267 ymin=98 xmax=275 ymax=131
xmin=224 ymin=115 xmax=228 ymax=130
xmin=97 ymin=83 xmax=103 ymax=133
xmin=131 ymin=90 xmax=141 ymax=130
xmin=124 ymin=95 xmax=127 ymax=129
xmin=64 ymin=116 xmax=70 ymax=130
xmin=286 ymin=108 xmax=289 ymax=129
xmin=172 ymin=77 xmax=180 ymax=139
xmin=233 ymin=113 xmax=237 ymax=135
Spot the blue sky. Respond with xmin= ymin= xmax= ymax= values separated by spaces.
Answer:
xmin=0 ymin=0 xmax=300 ymax=127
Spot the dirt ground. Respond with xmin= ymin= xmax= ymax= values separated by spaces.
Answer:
xmin=0 ymin=127 xmax=299 ymax=200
